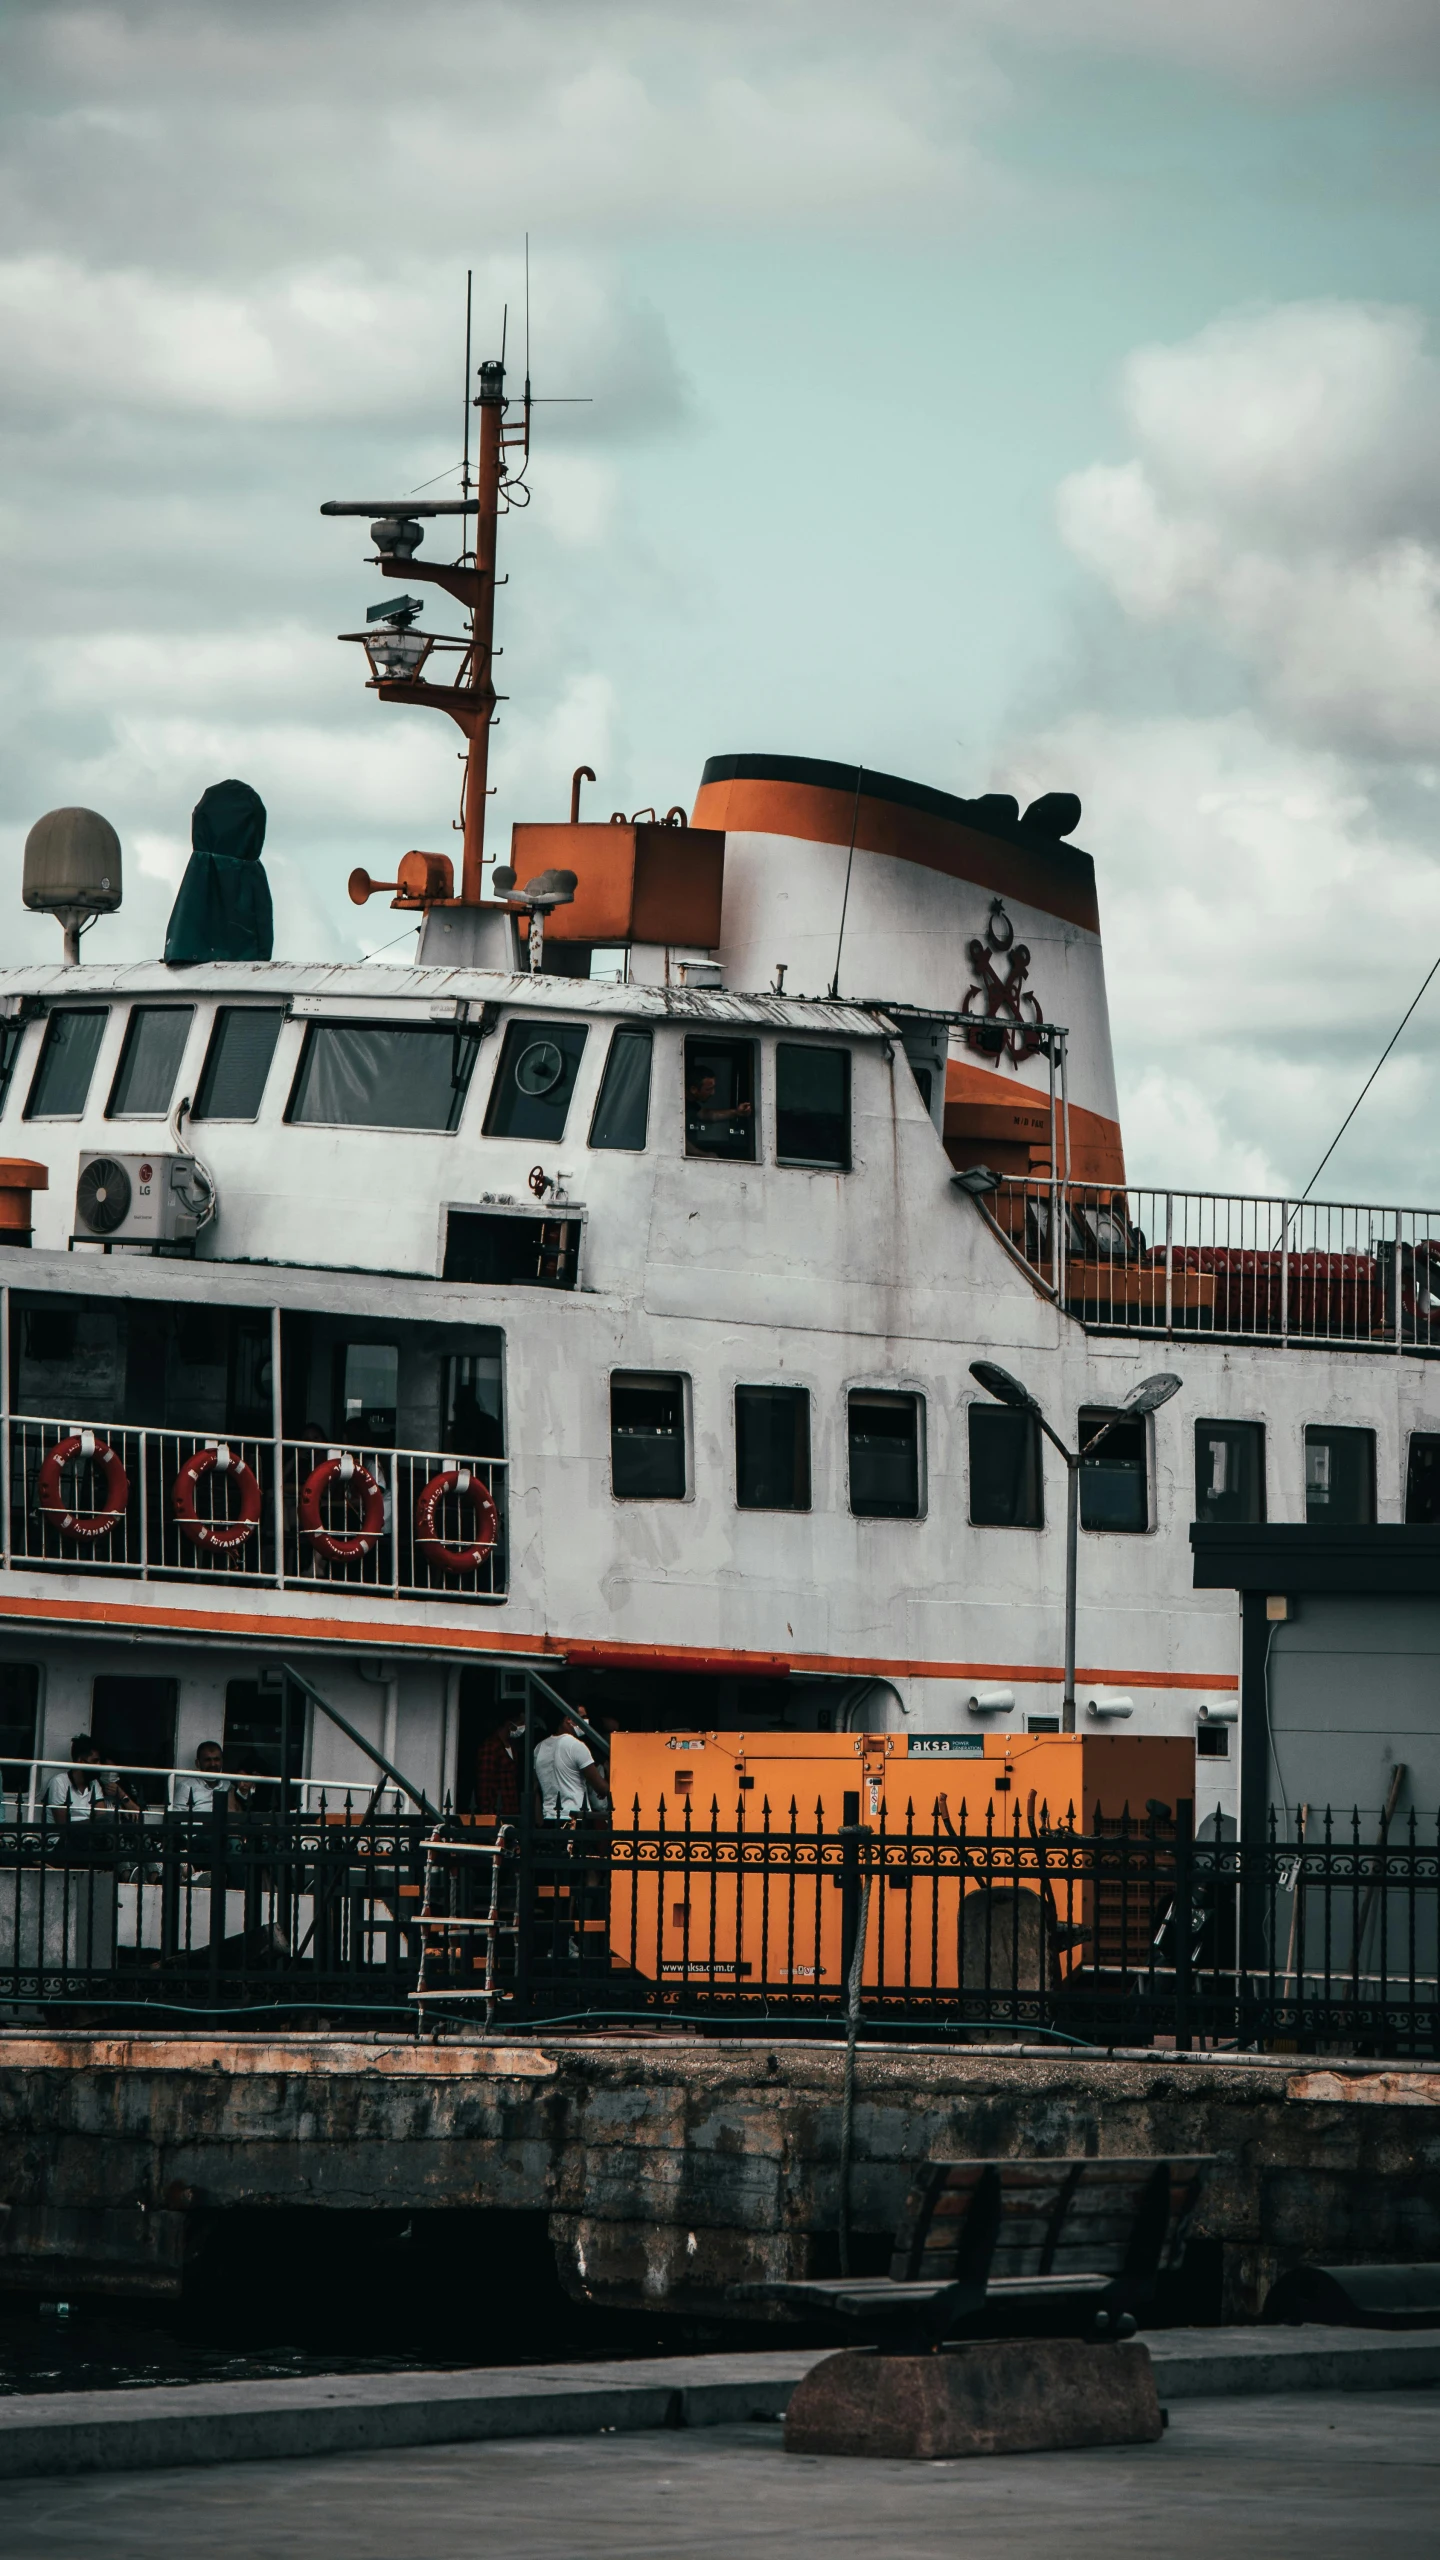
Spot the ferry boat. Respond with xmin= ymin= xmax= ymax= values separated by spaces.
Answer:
xmin=2 ymin=339 xmax=1437 ymax=1843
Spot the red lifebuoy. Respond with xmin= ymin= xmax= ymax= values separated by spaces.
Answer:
xmin=299 ymin=1453 xmax=386 ymax=1563
xmin=36 ymin=1430 xmax=130 ymax=1543
xmin=172 ymin=1444 xmax=263 ymax=1554
xmin=414 ymin=1466 xmax=499 ymax=1574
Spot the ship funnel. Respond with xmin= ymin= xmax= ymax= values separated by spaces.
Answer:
xmin=23 ymin=807 xmax=123 ymax=966
xmin=694 ymin=754 xmax=1126 ymax=1186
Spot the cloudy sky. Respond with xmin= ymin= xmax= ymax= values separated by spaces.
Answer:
xmin=4 ymin=1 xmax=1440 ymax=1202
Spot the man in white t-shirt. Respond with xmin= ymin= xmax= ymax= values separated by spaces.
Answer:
xmin=533 ymin=1715 xmax=608 ymax=1823
xmin=176 ymin=1739 xmax=254 ymax=1818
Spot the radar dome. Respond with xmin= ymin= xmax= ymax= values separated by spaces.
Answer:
xmin=22 ymin=808 xmax=123 ymax=914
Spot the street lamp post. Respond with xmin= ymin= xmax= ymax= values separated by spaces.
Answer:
xmin=969 ymin=1360 xmax=1182 ymax=1731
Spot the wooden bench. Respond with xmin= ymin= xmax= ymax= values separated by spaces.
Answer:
xmin=749 ymin=2155 xmax=1212 ymax=2349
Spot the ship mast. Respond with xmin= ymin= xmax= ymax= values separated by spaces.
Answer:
xmin=322 ymin=338 xmax=532 ymax=917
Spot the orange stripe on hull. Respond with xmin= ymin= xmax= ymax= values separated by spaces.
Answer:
xmin=0 ymin=1590 xmax=1234 ymax=1690
xmin=691 ymin=776 xmax=1101 ymax=935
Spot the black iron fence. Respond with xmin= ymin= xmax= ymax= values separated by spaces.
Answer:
xmin=1 ymin=1796 xmax=1435 ymax=2055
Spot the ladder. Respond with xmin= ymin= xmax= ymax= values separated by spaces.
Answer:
xmin=410 ymin=1821 xmax=518 ymax=2026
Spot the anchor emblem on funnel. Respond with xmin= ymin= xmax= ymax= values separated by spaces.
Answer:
xmin=961 ymin=899 xmax=1044 ymax=1066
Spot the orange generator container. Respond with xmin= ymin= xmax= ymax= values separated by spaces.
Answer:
xmin=607 ymin=1728 xmax=1196 ymax=1998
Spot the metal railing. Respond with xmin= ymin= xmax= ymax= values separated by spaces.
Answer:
xmin=2 ymin=1795 xmax=1435 ymax=2056
xmin=992 ymin=1180 xmax=1440 ymax=1351
xmin=3 ymin=1417 xmax=507 ymax=1600
xmin=0 ymin=1755 xmax=408 ymax=1821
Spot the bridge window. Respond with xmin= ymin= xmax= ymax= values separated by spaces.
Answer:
xmin=969 ymin=1403 xmax=1043 ymax=1527
xmin=611 ymin=1371 xmax=687 ymax=1500
xmin=735 ymin=1385 xmax=811 ymax=1511
xmin=0 ymin=1016 xmax=27 ymax=1118
xmin=193 ymin=1006 xmax=285 ymax=1120
xmin=1405 ymin=1432 xmax=1440 ymax=1525
xmin=1194 ymin=1420 xmax=1266 ymax=1526
xmin=848 ymin=1390 xmax=923 ymax=1519
xmin=775 ymin=1044 xmax=850 ymax=1170
xmin=483 ymin=1019 xmax=589 ymax=1141
xmin=25 ymin=1009 xmax=107 ymax=1119
xmin=1078 ymin=1406 xmax=1148 ymax=1533
xmin=288 ymin=1021 xmax=480 ymax=1132
xmin=589 ymin=1027 xmax=652 ymax=1150
xmin=107 ymin=1006 xmax=194 ymax=1118
xmin=684 ymin=1036 xmax=756 ymax=1161
xmin=1304 ymin=1425 xmax=1375 ymax=1524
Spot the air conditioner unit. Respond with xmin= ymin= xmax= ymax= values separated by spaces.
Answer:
xmin=74 ymin=1151 xmax=201 ymax=1244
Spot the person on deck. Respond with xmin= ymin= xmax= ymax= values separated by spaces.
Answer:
xmin=533 ymin=1712 xmax=609 ymax=1824
xmin=473 ymin=1709 xmax=523 ymax=1821
xmin=44 ymin=1736 xmax=133 ymax=1862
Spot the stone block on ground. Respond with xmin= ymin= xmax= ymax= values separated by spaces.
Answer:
xmin=783 ymin=2338 xmax=1163 ymax=2460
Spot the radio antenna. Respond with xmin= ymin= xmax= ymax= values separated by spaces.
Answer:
xmin=523 ymin=233 xmax=533 ymax=457
xmin=460 ymin=268 xmax=473 ymax=560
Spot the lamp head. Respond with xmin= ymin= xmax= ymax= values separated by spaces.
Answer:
xmin=951 ymin=1164 xmax=1003 ymax=1198
xmin=1123 ymin=1372 xmax=1182 ymax=1416
xmin=969 ymin=1359 xmax=1040 ymax=1414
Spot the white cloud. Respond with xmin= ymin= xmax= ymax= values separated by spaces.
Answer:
xmin=985 ymin=0 xmax=1440 ymax=85
xmin=0 ymin=251 xmax=688 ymax=432
xmin=1001 ymin=708 xmax=1440 ymax=1202
xmin=1057 ymin=303 xmax=1440 ymax=759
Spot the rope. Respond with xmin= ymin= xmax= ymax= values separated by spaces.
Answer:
xmin=1299 ymin=947 xmax=1440 ymax=1201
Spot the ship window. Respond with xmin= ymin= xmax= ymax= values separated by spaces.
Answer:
xmin=25 ymin=1009 xmax=107 ymax=1119
xmin=775 ymin=1044 xmax=850 ymax=1171
xmin=1405 ymin=1433 xmax=1440 ymax=1525
xmin=969 ymin=1403 xmax=1043 ymax=1528
xmin=287 ymin=1021 xmax=480 ymax=1132
xmin=1194 ymin=1420 xmax=1265 ymax=1526
xmin=1304 ymin=1424 xmax=1375 ymax=1524
xmin=589 ymin=1027 xmax=652 ymax=1151
xmin=91 ymin=1674 xmax=178 ymax=1808
xmin=684 ymin=1036 xmax=756 ymax=1161
xmin=334 ymin=1341 xmax=399 ymax=1448
xmin=1078 ymin=1405 xmax=1148 ymax=1533
xmin=106 ymin=1005 xmax=194 ymax=1118
xmin=0 ymin=1665 xmax=40 ymax=1796
xmin=443 ymin=1345 xmax=505 ymax=1460
xmin=223 ymin=1677 xmax=303 ymax=1803
xmin=483 ymin=1019 xmax=589 ymax=1141
xmin=443 ymin=1210 xmax=579 ymax=1290
xmin=611 ymin=1371 xmax=687 ymax=1500
xmin=735 ymin=1385 xmax=811 ymax=1511
xmin=193 ymin=1006 xmax=285 ymax=1120
xmin=1197 ymin=1725 xmax=1230 ymax=1759
xmin=848 ymin=1390 xmax=923 ymax=1520
xmin=0 ymin=1018 xmax=26 ymax=1119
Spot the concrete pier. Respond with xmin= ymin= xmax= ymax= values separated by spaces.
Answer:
xmin=1 ymin=2032 xmax=1437 ymax=2318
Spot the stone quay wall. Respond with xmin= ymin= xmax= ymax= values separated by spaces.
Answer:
xmin=1 ymin=2033 xmax=1437 ymax=2322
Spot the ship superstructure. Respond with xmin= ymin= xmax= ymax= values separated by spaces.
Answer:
xmin=1 ymin=342 xmax=1437 ymax=1833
